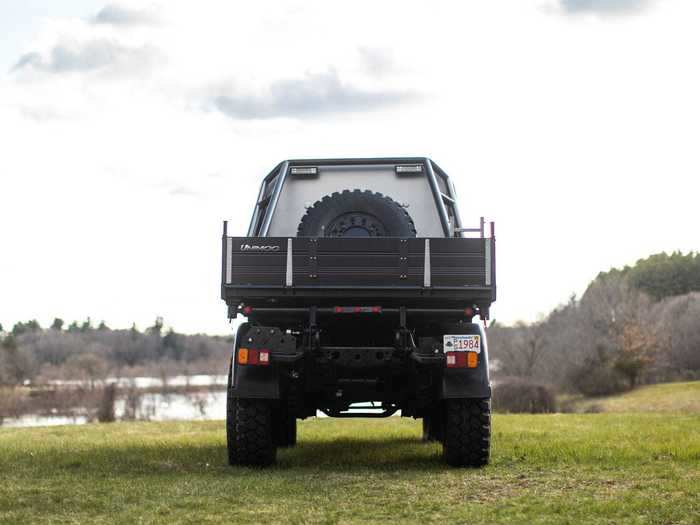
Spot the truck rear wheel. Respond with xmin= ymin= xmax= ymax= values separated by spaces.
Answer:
xmin=443 ymin=398 xmax=491 ymax=467
xmin=227 ymin=397 xmax=276 ymax=466
xmin=226 ymin=358 xmax=275 ymax=467
xmin=422 ymin=409 xmax=444 ymax=442
xmin=275 ymin=406 xmax=297 ymax=448
xmin=422 ymin=418 xmax=437 ymax=442
xmin=225 ymin=328 xmax=278 ymax=466
xmin=297 ymin=189 xmax=416 ymax=237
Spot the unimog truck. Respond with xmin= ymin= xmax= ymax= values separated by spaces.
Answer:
xmin=221 ymin=157 xmax=496 ymax=467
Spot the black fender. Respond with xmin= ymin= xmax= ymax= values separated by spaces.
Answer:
xmin=229 ymin=323 xmax=281 ymax=399
xmin=440 ymin=322 xmax=491 ymax=399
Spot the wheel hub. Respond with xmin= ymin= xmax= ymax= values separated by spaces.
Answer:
xmin=326 ymin=213 xmax=386 ymax=237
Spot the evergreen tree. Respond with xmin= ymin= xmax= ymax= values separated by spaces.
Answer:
xmin=80 ymin=317 xmax=92 ymax=332
xmin=12 ymin=320 xmax=41 ymax=336
xmin=2 ymin=334 xmax=17 ymax=350
xmin=148 ymin=317 xmax=164 ymax=336
xmin=591 ymin=251 xmax=700 ymax=301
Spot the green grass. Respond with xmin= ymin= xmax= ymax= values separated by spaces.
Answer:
xmin=568 ymin=381 xmax=700 ymax=414
xmin=1 ymin=415 xmax=699 ymax=524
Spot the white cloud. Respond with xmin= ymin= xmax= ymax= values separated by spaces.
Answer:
xmin=561 ymin=0 xmax=651 ymax=14
xmin=93 ymin=4 xmax=161 ymax=26
xmin=210 ymin=69 xmax=418 ymax=120
xmin=12 ymin=39 xmax=161 ymax=75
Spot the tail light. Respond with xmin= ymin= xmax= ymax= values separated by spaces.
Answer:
xmin=237 ymin=348 xmax=270 ymax=366
xmin=446 ymin=353 xmax=457 ymax=367
xmin=446 ymin=351 xmax=478 ymax=369
xmin=248 ymin=349 xmax=259 ymax=365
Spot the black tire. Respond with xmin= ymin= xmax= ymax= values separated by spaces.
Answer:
xmin=422 ymin=417 xmax=435 ymax=442
xmin=443 ymin=398 xmax=491 ymax=467
xmin=422 ymin=410 xmax=444 ymax=442
xmin=227 ymin=396 xmax=276 ymax=467
xmin=297 ymin=189 xmax=417 ymax=238
xmin=275 ymin=405 xmax=297 ymax=448
xmin=226 ymin=359 xmax=275 ymax=467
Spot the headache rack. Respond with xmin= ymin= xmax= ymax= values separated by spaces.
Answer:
xmin=221 ymin=221 xmax=496 ymax=314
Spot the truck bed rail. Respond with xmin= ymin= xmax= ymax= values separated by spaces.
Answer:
xmin=221 ymin=233 xmax=496 ymax=311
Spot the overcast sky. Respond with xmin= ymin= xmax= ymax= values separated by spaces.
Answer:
xmin=1 ymin=0 xmax=698 ymax=335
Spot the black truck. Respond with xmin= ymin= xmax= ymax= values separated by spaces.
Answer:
xmin=221 ymin=157 xmax=496 ymax=467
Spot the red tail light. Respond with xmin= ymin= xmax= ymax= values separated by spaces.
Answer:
xmin=237 ymin=348 xmax=270 ymax=366
xmin=446 ymin=351 xmax=478 ymax=368
xmin=446 ymin=351 xmax=467 ymax=368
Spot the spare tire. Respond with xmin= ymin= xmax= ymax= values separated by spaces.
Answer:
xmin=297 ymin=189 xmax=416 ymax=238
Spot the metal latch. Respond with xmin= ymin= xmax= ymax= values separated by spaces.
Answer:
xmin=399 ymin=239 xmax=408 ymax=279
xmin=308 ymin=238 xmax=318 ymax=279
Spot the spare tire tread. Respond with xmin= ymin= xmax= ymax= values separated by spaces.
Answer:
xmin=297 ymin=189 xmax=416 ymax=238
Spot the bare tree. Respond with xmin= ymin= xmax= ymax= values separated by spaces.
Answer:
xmin=653 ymin=292 xmax=700 ymax=372
xmin=64 ymin=350 xmax=109 ymax=389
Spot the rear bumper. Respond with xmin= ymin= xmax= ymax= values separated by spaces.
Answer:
xmin=230 ymin=346 xmax=491 ymax=409
xmin=228 ymin=321 xmax=491 ymax=416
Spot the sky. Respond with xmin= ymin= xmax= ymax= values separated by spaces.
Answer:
xmin=0 ymin=0 xmax=698 ymax=335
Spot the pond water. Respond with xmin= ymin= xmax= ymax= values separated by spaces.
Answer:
xmin=1 ymin=375 xmax=228 ymax=428
xmin=1 ymin=376 xmax=405 ymax=428
xmin=48 ymin=374 xmax=228 ymax=388
xmin=1 ymin=390 xmax=228 ymax=428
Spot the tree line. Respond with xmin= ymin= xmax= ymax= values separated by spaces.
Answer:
xmin=0 ymin=317 xmax=232 ymax=386
xmin=489 ymin=251 xmax=700 ymax=396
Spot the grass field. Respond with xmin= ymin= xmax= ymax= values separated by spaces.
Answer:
xmin=1 ymin=413 xmax=699 ymax=524
xmin=569 ymin=381 xmax=700 ymax=414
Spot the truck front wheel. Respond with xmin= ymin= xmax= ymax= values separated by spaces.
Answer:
xmin=443 ymin=398 xmax=491 ymax=467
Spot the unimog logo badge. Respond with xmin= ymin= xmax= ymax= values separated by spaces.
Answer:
xmin=240 ymin=244 xmax=281 ymax=252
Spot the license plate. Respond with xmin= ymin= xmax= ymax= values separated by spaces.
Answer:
xmin=443 ymin=334 xmax=481 ymax=353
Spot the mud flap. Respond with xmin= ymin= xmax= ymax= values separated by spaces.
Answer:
xmin=440 ymin=322 xmax=491 ymax=399
xmin=229 ymin=324 xmax=295 ymax=400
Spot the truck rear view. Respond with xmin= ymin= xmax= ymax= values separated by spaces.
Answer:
xmin=222 ymin=158 xmax=496 ymax=467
